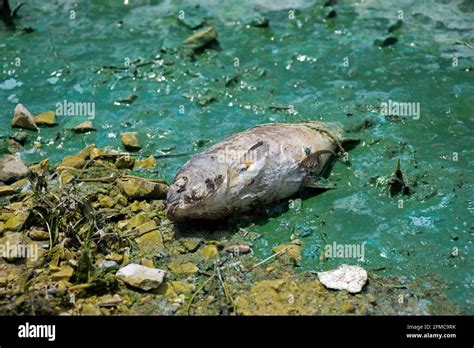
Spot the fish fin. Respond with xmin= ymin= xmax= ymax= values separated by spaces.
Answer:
xmin=305 ymin=178 xmax=338 ymax=189
xmin=300 ymin=149 xmax=335 ymax=168
xmin=340 ymin=137 xmax=361 ymax=151
xmin=248 ymin=140 xmax=264 ymax=152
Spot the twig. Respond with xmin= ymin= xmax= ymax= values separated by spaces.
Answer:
xmin=186 ymin=274 xmax=216 ymax=315
xmin=251 ymin=247 xmax=288 ymax=270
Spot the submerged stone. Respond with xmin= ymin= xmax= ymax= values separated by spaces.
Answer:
xmin=120 ymin=132 xmax=141 ymax=151
xmin=73 ymin=120 xmax=95 ymax=133
xmin=34 ymin=111 xmax=57 ymax=127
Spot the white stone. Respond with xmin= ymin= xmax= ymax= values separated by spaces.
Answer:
xmin=317 ymin=264 xmax=367 ymax=294
xmin=116 ymin=263 xmax=165 ymax=291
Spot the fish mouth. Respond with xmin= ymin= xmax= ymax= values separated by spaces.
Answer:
xmin=165 ymin=188 xmax=207 ymax=221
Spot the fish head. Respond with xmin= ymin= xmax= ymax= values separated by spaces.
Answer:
xmin=166 ymin=168 xmax=226 ymax=221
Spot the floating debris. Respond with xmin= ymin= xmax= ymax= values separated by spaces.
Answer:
xmin=73 ymin=120 xmax=95 ymax=133
xmin=248 ymin=16 xmax=270 ymax=28
xmin=326 ymin=10 xmax=337 ymax=19
xmin=114 ymin=95 xmax=138 ymax=106
xmin=388 ymin=159 xmax=411 ymax=196
xmin=183 ymin=26 xmax=218 ymax=51
xmin=388 ymin=19 xmax=403 ymax=33
xmin=375 ymin=36 xmax=398 ymax=47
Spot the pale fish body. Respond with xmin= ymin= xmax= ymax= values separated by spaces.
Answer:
xmin=166 ymin=122 xmax=344 ymax=221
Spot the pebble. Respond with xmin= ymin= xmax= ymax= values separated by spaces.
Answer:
xmin=116 ymin=263 xmax=166 ymax=291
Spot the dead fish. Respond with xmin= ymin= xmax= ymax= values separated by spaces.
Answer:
xmin=167 ymin=122 xmax=356 ymax=221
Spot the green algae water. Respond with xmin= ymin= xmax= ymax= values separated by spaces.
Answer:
xmin=0 ymin=0 xmax=473 ymax=313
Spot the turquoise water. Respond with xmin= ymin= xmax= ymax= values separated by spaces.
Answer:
xmin=0 ymin=0 xmax=473 ymax=312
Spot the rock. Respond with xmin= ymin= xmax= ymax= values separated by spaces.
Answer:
xmin=0 ymin=155 xmax=30 ymax=183
xmin=116 ymin=263 xmax=166 ymax=291
xmin=120 ymin=132 xmax=141 ymax=151
xmin=97 ymin=194 xmax=115 ymax=208
xmin=180 ymin=238 xmax=202 ymax=252
xmin=317 ymin=265 xmax=368 ymax=294
xmin=115 ymin=155 xmax=135 ymax=169
xmin=11 ymin=104 xmax=38 ymax=131
xmin=121 ymin=213 xmax=147 ymax=230
xmin=135 ymin=220 xmax=157 ymax=234
xmin=59 ymin=171 xmax=75 ymax=185
xmin=98 ymin=294 xmax=122 ymax=308
xmin=105 ymin=252 xmax=124 ymax=264
xmin=135 ymin=155 xmax=156 ymax=169
xmin=6 ymin=138 xmax=23 ymax=154
xmin=81 ymin=303 xmax=102 ymax=315
xmin=169 ymin=281 xmax=195 ymax=295
xmin=0 ymin=273 xmax=7 ymax=287
xmin=89 ymin=147 xmax=109 ymax=160
xmin=4 ymin=211 xmax=30 ymax=232
xmin=201 ymin=245 xmax=219 ymax=260
xmin=10 ymin=132 xmax=28 ymax=145
xmin=34 ymin=111 xmax=57 ymax=127
xmin=140 ymin=258 xmax=154 ymax=268
xmin=61 ymin=154 xmax=86 ymax=169
xmin=97 ymin=260 xmax=120 ymax=272
xmin=226 ymin=244 xmax=252 ymax=255
xmin=117 ymin=178 xmax=167 ymax=200
xmin=184 ymin=26 xmax=218 ymax=50
xmin=135 ymin=230 xmax=164 ymax=254
xmin=0 ymin=185 xmax=17 ymax=197
xmin=10 ymin=178 xmax=31 ymax=192
xmin=28 ymin=229 xmax=50 ymax=241
xmin=168 ymin=262 xmax=198 ymax=275
xmin=73 ymin=120 xmax=95 ymax=133
xmin=51 ymin=265 xmax=75 ymax=281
